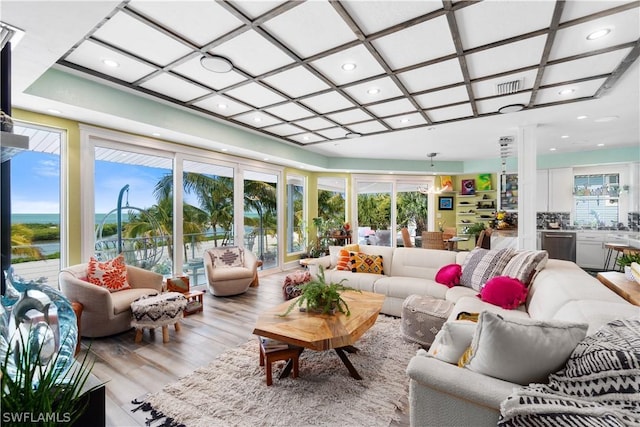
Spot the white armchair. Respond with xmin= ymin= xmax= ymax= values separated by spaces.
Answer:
xmin=59 ymin=263 xmax=163 ymax=338
xmin=204 ymin=247 xmax=257 ymax=296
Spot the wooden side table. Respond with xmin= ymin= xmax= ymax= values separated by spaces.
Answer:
xmin=183 ymin=290 xmax=205 ymax=316
xmin=251 ymin=260 xmax=264 ymax=287
xmin=596 ymin=271 xmax=640 ymax=306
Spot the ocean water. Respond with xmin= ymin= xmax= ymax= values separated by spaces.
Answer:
xmin=12 ymin=213 xmax=129 ymax=225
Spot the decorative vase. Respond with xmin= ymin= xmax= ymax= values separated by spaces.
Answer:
xmin=1 ymin=268 xmax=78 ymax=385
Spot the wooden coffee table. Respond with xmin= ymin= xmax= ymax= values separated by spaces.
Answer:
xmin=597 ymin=271 xmax=640 ymax=306
xmin=253 ymin=290 xmax=385 ymax=380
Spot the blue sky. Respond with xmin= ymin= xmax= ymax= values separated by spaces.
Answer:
xmin=11 ymin=151 xmax=61 ymax=213
xmin=11 ymin=151 xmax=198 ymax=214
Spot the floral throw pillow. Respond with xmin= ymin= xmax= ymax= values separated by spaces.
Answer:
xmin=87 ymin=254 xmax=131 ymax=292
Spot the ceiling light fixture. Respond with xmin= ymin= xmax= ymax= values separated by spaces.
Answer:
xmin=550 ymin=147 xmax=557 ymax=151
xmin=47 ymin=109 xmax=61 ymax=114
xmin=577 ymin=115 xmax=588 ymax=120
xmin=587 ymin=28 xmax=611 ymax=40
xmin=594 ymin=116 xmax=619 ymax=123
xmin=559 ymin=88 xmax=575 ymax=96
xmin=400 ymin=118 xmax=410 ymax=124
xmin=498 ymin=104 xmax=525 ymax=114
xmin=253 ymin=117 xmax=262 ymax=123
xmin=367 ymin=88 xmax=380 ymax=95
xmin=417 ymin=153 xmax=442 ymax=194
xmin=102 ymin=59 xmax=119 ymax=68
xmin=200 ymin=55 xmax=234 ymax=73
xmin=561 ymin=135 xmax=569 ymax=139
xmin=427 ymin=152 xmax=437 ymax=168
xmin=345 ymin=132 xmax=361 ymax=139
xmin=341 ymin=62 xmax=356 ymax=71
xmin=217 ymin=103 xmax=228 ymax=110
xmin=597 ymin=143 xmax=605 ymax=147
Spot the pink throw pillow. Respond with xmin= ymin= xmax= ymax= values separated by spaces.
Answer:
xmin=479 ymin=276 xmax=528 ymax=309
xmin=435 ymin=264 xmax=462 ymax=288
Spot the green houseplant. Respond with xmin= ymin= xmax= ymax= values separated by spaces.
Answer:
xmin=1 ymin=330 xmax=101 ymax=426
xmin=280 ymin=266 xmax=360 ymax=316
xmin=616 ymin=252 xmax=640 ymax=269
xmin=463 ymin=223 xmax=487 ymax=244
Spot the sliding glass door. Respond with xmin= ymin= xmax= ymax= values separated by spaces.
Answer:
xmin=244 ymin=169 xmax=279 ymax=269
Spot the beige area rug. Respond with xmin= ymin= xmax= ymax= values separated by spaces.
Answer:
xmin=134 ymin=315 xmax=419 ymax=427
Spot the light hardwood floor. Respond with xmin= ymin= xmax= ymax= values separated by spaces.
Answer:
xmin=80 ymin=268 xmax=409 ymax=426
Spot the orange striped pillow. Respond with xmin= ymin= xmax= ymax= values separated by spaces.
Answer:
xmin=336 ymin=249 xmax=352 ymax=271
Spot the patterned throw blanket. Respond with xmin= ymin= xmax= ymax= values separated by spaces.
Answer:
xmin=499 ymin=317 xmax=640 ymax=427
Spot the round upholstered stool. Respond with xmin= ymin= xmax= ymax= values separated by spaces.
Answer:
xmin=131 ymin=292 xmax=188 ymax=343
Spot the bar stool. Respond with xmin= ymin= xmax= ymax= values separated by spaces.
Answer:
xmin=604 ymin=243 xmax=630 ymax=271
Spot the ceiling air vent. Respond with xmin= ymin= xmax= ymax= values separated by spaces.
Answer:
xmin=496 ymin=79 xmax=523 ymax=96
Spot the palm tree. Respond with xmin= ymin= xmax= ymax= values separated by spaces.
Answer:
xmin=397 ymin=191 xmax=429 ymax=234
xmin=155 ymin=172 xmax=234 ymax=246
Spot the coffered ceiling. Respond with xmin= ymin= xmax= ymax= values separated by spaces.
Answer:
xmin=3 ymin=1 xmax=640 ymax=164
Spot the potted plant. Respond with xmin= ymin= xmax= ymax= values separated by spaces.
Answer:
xmin=280 ymin=266 xmax=360 ymax=316
xmin=463 ymin=223 xmax=487 ymax=245
xmin=616 ymin=252 xmax=640 ymax=280
xmin=1 ymin=330 xmax=101 ymax=426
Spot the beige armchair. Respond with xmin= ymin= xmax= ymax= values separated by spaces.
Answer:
xmin=59 ymin=263 xmax=163 ymax=338
xmin=204 ymin=247 xmax=258 ymax=297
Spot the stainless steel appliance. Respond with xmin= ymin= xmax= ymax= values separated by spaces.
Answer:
xmin=541 ymin=232 xmax=576 ymax=262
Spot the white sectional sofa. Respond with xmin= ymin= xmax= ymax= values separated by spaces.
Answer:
xmin=307 ymin=244 xmax=640 ymax=426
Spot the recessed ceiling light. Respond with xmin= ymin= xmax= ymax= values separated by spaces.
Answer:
xmin=221 ymin=148 xmax=228 ymax=152
xmin=102 ymin=59 xmax=119 ymax=68
xmin=597 ymin=143 xmax=605 ymax=147
xmin=200 ymin=55 xmax=233 ymax=73
xmin=263 ymin=157 xmax=269 ymax=161
xmin=558 ymin=88 xmax=575 ymax=96
xmin=47 ymin=109 xmax=61 ymax=114
xmin=587 ymin=28 xmax=611 ymax=40
xmin=253 ymin=117 xmax=262 ymax=123
xmin=367 ymin=88 xmax=380 ymax=95
xmin=341 ymin=62 xmax=356 ymax=71
xmin=217 ymin=103 xmax=228 ymax=110
xmin=594 ymin=116 xmax=619 ymax=123
xmin=302 ymin=135 xmax=310 ymax=141
xmin=550 ymin=147 xmax=557 ymax=151
xmin=151 ymin=132 xmax=161 ymax=137
xmin=400 ymin=118 xmax=410 ymax=123
xmin=345 ymin=132 xmax=361 ymax=139
xmin=577 ymin=115 xmax=588 ymax=120
xmin=561 ymin=135 xmax=569 ymax=139
xmin=498 ymin=104 xmax=525 ymax=114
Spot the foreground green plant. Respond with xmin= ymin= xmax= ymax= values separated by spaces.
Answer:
xmin=616 ymin=252 xmax=640 ymax=268
xmin=1 ymin=330 xmax=102 ymax=426
xmin=280 ymin=266 xmax=360 ymax=317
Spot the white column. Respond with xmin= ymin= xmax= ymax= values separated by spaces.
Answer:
xmin=517 ymin=125 xmax=538 ymax=250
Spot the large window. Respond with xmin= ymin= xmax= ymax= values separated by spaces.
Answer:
xmin=9 ymin=124 xmax=64 ymax=283
xmin=574 ymin=174 xmax=619 ymax=227
xmin=179 ymin=160 xmax=234 ymax=285
xmin=244 ymin=170 xmax=279 ymax=268
xmin=286 ymin=174 xmax=305 ymax=255
xmin=93 ymin=146 xmax=174 ymax=277
xmin=357 ymin=181 xmax=392 ymax=246
xmin=396 ymin=182 xmax=429 ymax=247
